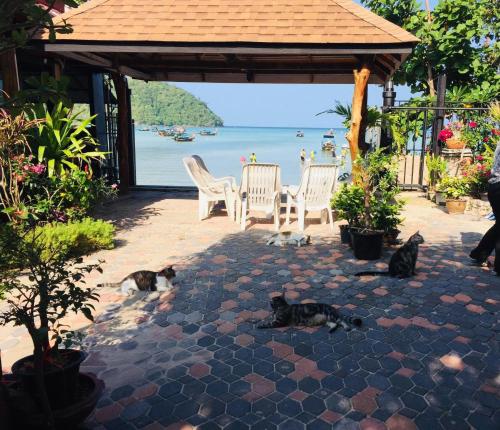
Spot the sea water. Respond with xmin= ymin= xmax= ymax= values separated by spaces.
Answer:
xmin=134 ymin=126 xmax=350 ymax=187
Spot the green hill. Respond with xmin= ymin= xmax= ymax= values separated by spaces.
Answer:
xmin=129 ymin=79 xmax=223 ymax=127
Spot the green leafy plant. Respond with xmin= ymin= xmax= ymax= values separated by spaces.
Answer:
xmin=29 ymin=102 xmax=106 ymax=177
xmin=27 ymin=218 xmax=115 ymax=261
xmin=330 ymin=183 xmax=365 ymax=227
xmin=425 ymin=154 xmax=447 ymax=190
xmin=354 ymin=148 xmax=404 ymax=231
xmin=0 ymin=225 xmax=102 ymax=428
xmin=437 ymin=176 xmax=471 ymax=199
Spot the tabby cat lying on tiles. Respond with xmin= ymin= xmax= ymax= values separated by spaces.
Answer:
xmin=258 ymin=295 xmax=362 ymax=333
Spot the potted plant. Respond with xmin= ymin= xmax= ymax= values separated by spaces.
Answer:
xmin=439 ymin=121 xmax=466 ymax=149
xmin=330 ymin=183 xmax=364 ymax=245
xmin=438 ymin=176 xmax=471 ymax=214
xmin=371 ymin=179 xmax=405 ymax=245
xmin=0 ymin=225 xmax=104 ymax=430
xmin=425 ymin=154 xmax=447 ymax=200
xmin=349 ymin=149 xmax=401 ymax=260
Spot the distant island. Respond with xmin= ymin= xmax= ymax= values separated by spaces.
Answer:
xmin=129 ymin=79 xmax=223 ymax=127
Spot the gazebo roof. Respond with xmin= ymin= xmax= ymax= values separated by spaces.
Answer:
xmin=43 ymin=0 xmax=418 ymax=45
xmin=36 ymin=0 xmax=418 ymax=84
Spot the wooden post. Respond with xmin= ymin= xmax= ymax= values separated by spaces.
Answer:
xmin=0 ymin=49 xmax=20 ymax=98
xmin=112 ymin=73 xmax=130 ymax=193
xmin=346 ymin=64 xmax=371 ymax=181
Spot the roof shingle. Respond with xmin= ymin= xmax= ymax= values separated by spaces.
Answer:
xmin=42 ymin=0 xmax=419 ymax=45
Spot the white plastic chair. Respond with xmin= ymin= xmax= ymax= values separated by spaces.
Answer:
xmin=285 ymin=164 xmax=338 ymax=231
xmin=182 ymin=155 xmax=236 ymax=220
xmin=236 ymin=163 xmax=281 ymax=231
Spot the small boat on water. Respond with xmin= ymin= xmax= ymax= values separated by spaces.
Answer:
xmin=139 ymin=127 xmax=150 ymax=131
xmin=199 ymin=129 xmax=217 ymax=136
xmin=296 ymin=130 xmax=304 ymax=137
xmin=174 ymin=133 xmax=196 ymax=142
xmin=323 ymin=129 xmax=335 ymax=138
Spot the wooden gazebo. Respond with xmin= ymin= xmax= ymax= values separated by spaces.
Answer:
xmin=30 ymin=0 xmax=418 ymax=191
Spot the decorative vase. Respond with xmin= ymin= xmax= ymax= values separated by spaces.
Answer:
xmin=12 ymin=349 xmax=86 ymax=410
xmin=350 ymin=228 xmax=384 ymax=260
xmin=446 ymin=199 xmax=467 ymax=214
xmin=445 ymin=138 xmax=466 ymax=150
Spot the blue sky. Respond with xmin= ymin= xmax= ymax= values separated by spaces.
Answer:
xmin=175 ymin=1 xmax=437 ymax=128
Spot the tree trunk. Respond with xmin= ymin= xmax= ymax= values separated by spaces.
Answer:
xmin=424 ymin=0 xmax=436 ymax=98
xmin=33 ymin=340 xmax=55 ymax=430
xmin=346 ymin=65 xmax=371 ymax=183
xmin=427 ymin=63 xmax=436 ymax=98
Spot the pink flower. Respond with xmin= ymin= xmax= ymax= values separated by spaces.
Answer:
xmin=111 ymin=183 xmax=118 ymax=190
xmin=483 ymin=136 xmax=490 ymax=142
xmin=30 ymin=164 xmax=46 ymax=175
xmin=476 ymin=155 xmax=484 ymax=161
xmin=469 ymin=121 xmax=477 ymax=128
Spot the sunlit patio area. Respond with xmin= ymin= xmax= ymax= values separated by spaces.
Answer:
xmin=2 ymin=192 xmax=498 ymax=430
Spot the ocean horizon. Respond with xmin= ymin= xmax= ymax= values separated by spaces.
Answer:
xmin=134 ymin=125 xmax=351 ymax=187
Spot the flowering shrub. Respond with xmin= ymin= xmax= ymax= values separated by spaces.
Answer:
xmin=0 ymin=110 xmax=116 ymax=225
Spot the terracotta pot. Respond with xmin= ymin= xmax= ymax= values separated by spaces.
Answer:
xmin=445 ymin=138 xmax=466 ymax=150
xmin=446 ymin=199 xmax=467 ymax=214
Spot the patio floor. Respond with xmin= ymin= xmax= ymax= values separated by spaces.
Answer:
xmin=1 ymin=192 xmax=499 ymax=430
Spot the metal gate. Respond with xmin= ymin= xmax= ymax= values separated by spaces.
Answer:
xmin=384 ymin=104 xmax=489 ymax=190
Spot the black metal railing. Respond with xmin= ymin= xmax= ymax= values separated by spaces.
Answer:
xmin=383 ymin=104 xmax=491 ymax=190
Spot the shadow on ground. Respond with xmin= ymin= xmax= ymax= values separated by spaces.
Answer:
xmin=80 ymin=228 xmax=500 ymax=430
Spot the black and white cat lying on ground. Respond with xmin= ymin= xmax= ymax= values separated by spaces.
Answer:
xmin=258 ymin=295 xmax=362 ymax=333
xmin=97 ymin=266 xmax=176 ymax=295
xmin=267 ymin=232 xmax=311 ymax=247
xmin=355 ymin=231 xmax=424 ymax=278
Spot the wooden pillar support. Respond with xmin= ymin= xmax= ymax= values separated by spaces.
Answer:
xmin=0 ymin=49 xmax=20 ymax=98
xmin=112 ymin=73 xmax=130 ymax=193
xmin=346 ymin=64 xmax=371 ymax=181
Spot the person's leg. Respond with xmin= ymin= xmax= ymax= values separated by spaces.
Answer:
xmin=489 ymin=185 xmax=500 ymax=274
xmin=471 ymin=183 xmax=500 ymax=263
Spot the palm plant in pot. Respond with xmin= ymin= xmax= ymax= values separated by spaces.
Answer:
xmin=425 ymin=154 xmax=447 ymax=201
xmin=438 ymin=176 xmax=471 ymax=214
xmin=350 ymin=149 xmax=402 ymax=260
xmin=330 ymin=183 xmax=364 ymax=245
xmin=0 ymin=225 xmax=104 ymax=430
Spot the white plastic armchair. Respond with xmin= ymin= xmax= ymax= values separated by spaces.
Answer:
xmin=182 ymin=155 xmax=236 ymax=220
xmin=285 ymin=164 xmax=338 ymax=231
xmin=237 ymin=163 xmax=281 ymax=231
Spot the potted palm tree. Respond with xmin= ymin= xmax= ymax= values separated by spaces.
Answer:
xmin=0 ymin=226 xmax=104 ymax=430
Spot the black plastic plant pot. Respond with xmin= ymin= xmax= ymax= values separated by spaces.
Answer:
xmin=7 ymin=372 xmax=104 ymax=430
xmin=350 ymin=228 xmax=384 ymax=260
xmin=339 ymin=224 xmax=351 ymax=245
xmin=11 ymin=349 xmax=87 ymax=410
